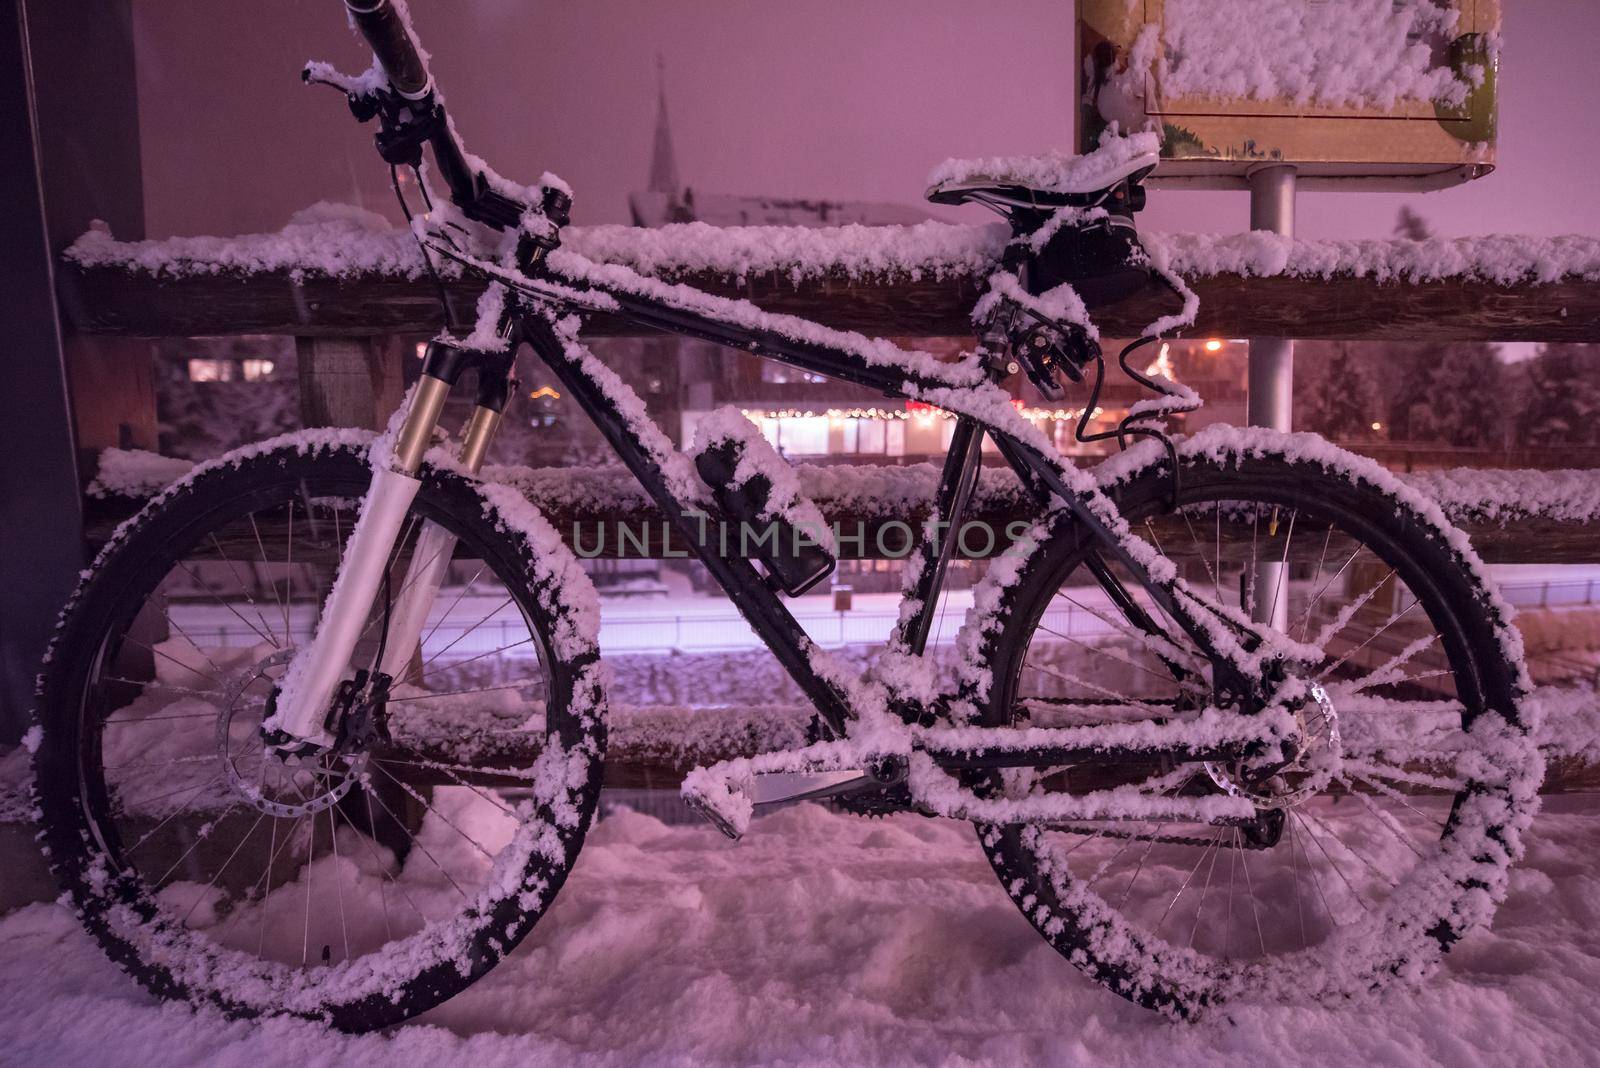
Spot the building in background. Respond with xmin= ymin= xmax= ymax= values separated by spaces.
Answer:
xmin=613 ymin=67 xmax=1248 ymax=467
xmin=628 ymin=62 xmax=929 ymax=231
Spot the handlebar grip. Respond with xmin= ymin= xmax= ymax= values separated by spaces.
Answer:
xmin=344 ymin=0 xmax=430 ymax=98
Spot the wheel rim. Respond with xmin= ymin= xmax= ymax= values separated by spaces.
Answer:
xmin=55 ymin=455 xmax=600 ymax=1019
xmin=976 ymin=461 xmax=1534 ymax=1009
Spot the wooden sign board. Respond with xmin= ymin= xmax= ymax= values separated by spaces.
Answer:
xmin=1079 ymin=0 xmax=1500 ymax=189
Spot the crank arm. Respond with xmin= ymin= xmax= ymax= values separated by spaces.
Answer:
xmin=749 ymin=769 xmax=880 ymax=807
xmin=681 ymin=746 xmax=907 ymax=841
xmin=684 ymin=767 xmax=897 ymax=840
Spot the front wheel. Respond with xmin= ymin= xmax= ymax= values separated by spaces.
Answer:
xmin=32 ymin=433 xmax=607 ymax=1030
xmin=960 ymin=434 xmax=1542 ymax=1016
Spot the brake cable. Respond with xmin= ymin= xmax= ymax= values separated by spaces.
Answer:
xmin=1070 ymin=273 xmax=1198 ymax=511
xmin=390 ymin=162 xmax=458 ymax=332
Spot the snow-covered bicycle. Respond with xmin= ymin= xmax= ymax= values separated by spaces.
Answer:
xmin=33 ymin=0 xmax=1541 ymax=1031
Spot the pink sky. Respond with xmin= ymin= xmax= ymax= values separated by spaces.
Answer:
xmin=133 ymin=0 xmax=1600 ymax=242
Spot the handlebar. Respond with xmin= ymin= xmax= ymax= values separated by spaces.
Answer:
xmin=344 ymin=0 xmax=430 ymax=98
xmin=334 ymin=0 xmax=571 ymax=242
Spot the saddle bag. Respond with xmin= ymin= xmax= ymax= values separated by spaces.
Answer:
xmin=1026 ymin=213 xmax=1151 ymax=309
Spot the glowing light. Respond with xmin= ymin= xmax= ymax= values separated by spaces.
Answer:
xmin=186 ymin=358 xmax=227 ymax=382
xmin=1371 ymin=421 xmax=1383 ymax=431
xmin=1204 ymin=339 xmax=1223 ymax=352
xmin=529 ymin=385 xmax=561 ymax=400
xmin=1144 ymin=343 xmax=1177 ymax=382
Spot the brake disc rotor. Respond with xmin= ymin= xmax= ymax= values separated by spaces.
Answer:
xmin=216 ymin=648 xmax=369 ymax=819
xmin=1204 ymin=681 xmax=1341 ymax=810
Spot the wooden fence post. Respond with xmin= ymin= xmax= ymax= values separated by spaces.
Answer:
xmin=296 ymin=335 xmax=408 ymax=429
xmin=61 ymin=336 xmax=159 ymax=466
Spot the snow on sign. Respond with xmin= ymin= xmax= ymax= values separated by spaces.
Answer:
xmin=1080 ymin=0 xmax=1500 ymax=189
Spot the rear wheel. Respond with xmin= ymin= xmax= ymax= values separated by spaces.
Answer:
xmin=32 ymin=435 xmax=606 ymax=1030
xmin=963 ymin=446 xmax=1540 ymax=1016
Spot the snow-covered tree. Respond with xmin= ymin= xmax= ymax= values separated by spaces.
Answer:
xmin=1408 ymin=342 xmax=1504 ymax=448
xmin=1394 ymin=204 xmax=1433 ymax=241
xmin=156 ymin=339 xmax=299 ymax=459
xmin=1295 ymin=341 xmax=1383 ymax=439
xmin=1516 ymin=344 xmax=1600 ymax=447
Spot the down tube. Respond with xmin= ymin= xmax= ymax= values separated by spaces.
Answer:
xmin=521 ymin=314 xmax=857 ymax=737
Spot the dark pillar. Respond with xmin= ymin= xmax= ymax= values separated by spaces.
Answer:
xmin=0 ymin=0 xmax=144 ymax=738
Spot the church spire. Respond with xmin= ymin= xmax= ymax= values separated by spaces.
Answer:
xmin=648 ymin=55 xmax=680 ymax=196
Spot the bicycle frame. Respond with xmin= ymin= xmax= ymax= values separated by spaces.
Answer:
xmin=266 ymin=232 xmax=1257 ymax=751
xmin=256 ymin=0 xmax=1281 ymax=755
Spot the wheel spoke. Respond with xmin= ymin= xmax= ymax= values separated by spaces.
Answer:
xmin=1187 ymin=828 xmax=1226 ymax=949
xmin=179 ymin=810 xmax=268 ymax=927
xmin=1032 ymin=621 xmax=1179 ymax=686
xmin=419 ymin=595 xmax=516 ymax=670
xmin=1293 ymin=525 xmax=1340 ymax=642
xmin=1293 ymin=811 xmax=1370 ymax=912
xmin=386 ymin=681 xmax=537 ymax=705
xmin=119 ymin=774 xmax=226 ymax=850
xmin=247 ymin=512 xmax=292 ymax=645
xmin=1239 ymin=833 xmax=1266 ymax=957
xmin=179 ymin=545 xmax=279 ymax=651
xmin=1264 ymin=508 xmax=1298 ymax=627
xmin=370 ymin=762 xmax=496 ymax=862
xmin=1021 ymin=661 xmax=1168 ymax=718
xmin=1156 ymin=829 xmax=1222 ymax=934
xmin=1341 ymin=634 xmax=1443 ymax=693
xmin=377 ymin=757 xmax=519 ymax=817
xmin=1316 ymin=591 xmax=1416 ymax=679
xmin=328 ymin=807 xmax=351 ymax=963
xmin=360 ymin=780 xmax=473 ymax=901
xmin=410 ymin=635 xmax=535 ymax=686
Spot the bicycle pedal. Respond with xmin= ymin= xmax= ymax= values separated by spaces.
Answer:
xmin=683 ymin=791 xmax=746 ymax=841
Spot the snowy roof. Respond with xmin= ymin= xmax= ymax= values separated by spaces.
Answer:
xmin=628 ymin=189 xmax=931 ymax=230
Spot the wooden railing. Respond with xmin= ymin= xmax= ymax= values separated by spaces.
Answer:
xmin=53 ymin=235 xmax=1600 ymax=790
xmin=56 ymin=259 xmax=1600 ymax=343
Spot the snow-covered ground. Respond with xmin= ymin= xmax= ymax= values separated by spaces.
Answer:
xmin=4 ymin=795 xmax=1599 ymax=1067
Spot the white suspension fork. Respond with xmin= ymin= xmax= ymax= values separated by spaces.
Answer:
xmin=265 ymin=379 xmax=501 ymax=745
xmin=376 ymin=405 xmax=502 ymax=681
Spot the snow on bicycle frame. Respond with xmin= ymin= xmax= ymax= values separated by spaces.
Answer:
xmin=28 ymin=0 xmax=1543 ymax=1028
xmin=276 ymin=0 xmax=1329 ymax=827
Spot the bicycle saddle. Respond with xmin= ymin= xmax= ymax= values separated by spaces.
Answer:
xmin=925 ymin=132 xmax=1159 ymax=214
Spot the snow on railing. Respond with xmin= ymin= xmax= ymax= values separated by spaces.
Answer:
xmin=87 ymin=445 xmax=1600 ymax=533
xmin=64 ymin=209 xmax=1600 ymax=288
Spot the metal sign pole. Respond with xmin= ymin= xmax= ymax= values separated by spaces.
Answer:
xmin=1246 ymin=164 xmax=1296 ymax=629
